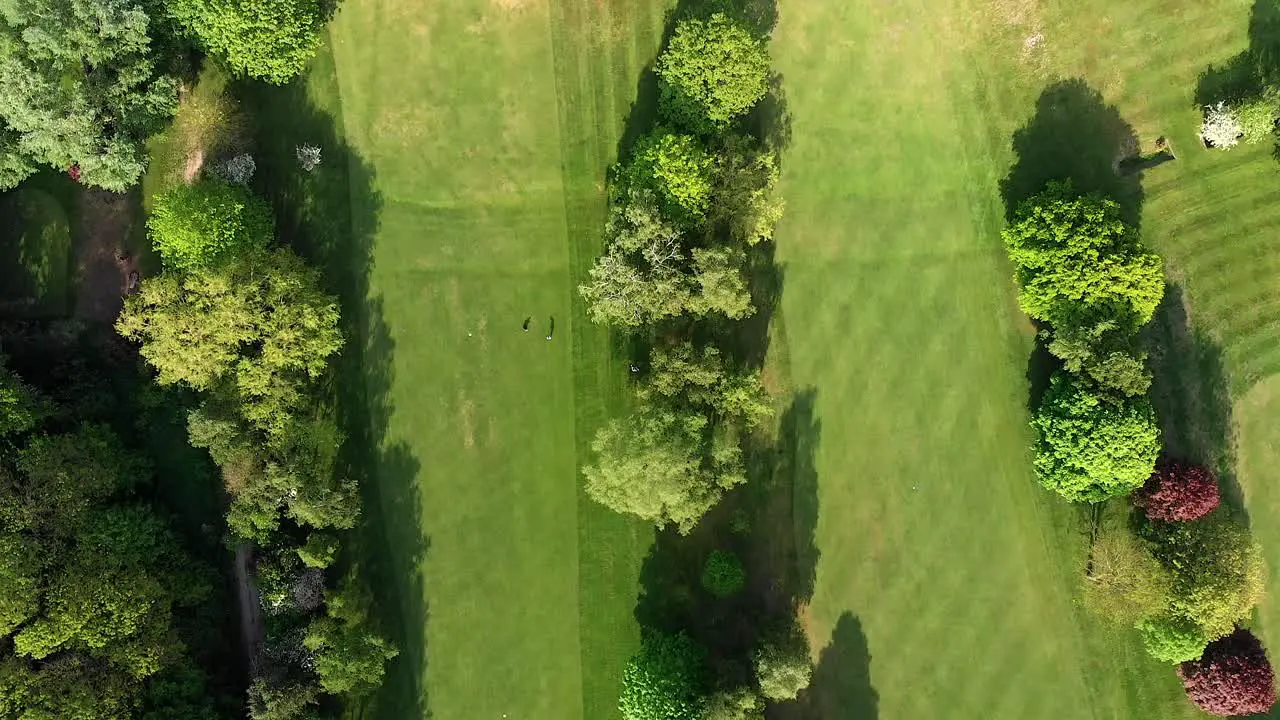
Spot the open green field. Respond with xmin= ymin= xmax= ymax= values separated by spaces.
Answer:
xmin=772 ymin=0 xmax=1280 ymax=717
xmin=239 ymin=0 xmax=1280 ymax=717
xmin=260 ymin=0 xmax=676 ymax=717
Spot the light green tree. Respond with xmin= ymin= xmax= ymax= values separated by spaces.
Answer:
xmin=754 ymin=625 xmax=812 ymax=701
xmin=303 ymin=580 xmax=398 ymax=696
xmin=709 ymin=136 xmax=784 ymax=245
xmin=584 ymin=409 xmax=745 ymax=533
xmin=1031 ymin=371 xmax=1160 ymax=503
xmin=1136 ymin=614 xmax=1210 ymax=663
xmin=148 ymin=180 xmax=274 ymax=271
xmin=1003 ymin=182 xmax=1164 ymax=333
xmin=625 ymin=131 xmax=715 ymax=223
xmin=656 ymin=13 xmax=771 ymax=134
xmin=700 ymin=687 xmax=765 ymax=720
xmin=168 ymin=0 xmax=329 ymax=84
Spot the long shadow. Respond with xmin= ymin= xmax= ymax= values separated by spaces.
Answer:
xmin=1143 ymin=284 xmax=1243 ymax=518
xmin=1000 ymin=78 xmax=1144 ymax=225
xmin=1195 ymin=1 xmax=1280 ymax=127
xmin=238 ymin=64 xmax=429 ymax=718
xmin=769 ymin=612 xmax=878 ymax=720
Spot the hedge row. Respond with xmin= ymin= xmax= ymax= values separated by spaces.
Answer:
xmin=1002 ymin=183 xmax=1275 ymax=716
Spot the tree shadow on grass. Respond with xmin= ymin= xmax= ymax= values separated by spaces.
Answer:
xmin=768 ymin=612 xmax=878 ymax=720
xmin=1143 ymin=284 xmax=1244 ymax=519
xmin=632 ymin=387 xmax=824 ymax=691
xmin=238 ymin=68 xmax=429 ymax=718
xmin=1000 ymin=78 xmax=1144 ymax=226
xmin=1194 ymin=1 xmax=1280 ymax=129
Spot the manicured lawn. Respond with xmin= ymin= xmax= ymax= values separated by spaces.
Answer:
xmin=769 ymin=0 xmax=1269 ymax=717
xmin=245 ymin=0 xmax=673 ymax=718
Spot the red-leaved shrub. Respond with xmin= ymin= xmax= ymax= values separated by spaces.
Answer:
xmin=1134 ymin=463 xmax=1220 ymax=522
xmin=1179 ymin=628 xmax=1277 ymax=716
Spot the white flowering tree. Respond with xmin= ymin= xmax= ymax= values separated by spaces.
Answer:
xmin=1202 ymin=102 xmax=1243 ymax=150
xmin=296 ymin=144 xmax=322 ymax=172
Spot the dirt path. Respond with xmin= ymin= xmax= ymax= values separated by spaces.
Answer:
xmin=73 ymin=189 xmax=140 ymax=323
xmin=235 ymin=542 xmax=264 ymax=674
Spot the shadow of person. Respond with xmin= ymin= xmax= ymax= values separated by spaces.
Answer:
xmin=769 ymin=612 xmax=878 ymax=720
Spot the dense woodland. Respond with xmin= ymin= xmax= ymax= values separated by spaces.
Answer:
xmin=0 ymin=0 xmax=393 ymax=718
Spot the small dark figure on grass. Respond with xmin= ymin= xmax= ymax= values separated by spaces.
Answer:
xmin=522 ymin=317 xmax=531 ymax=332
xmin=545 ymin=316 xmax=554 ymax=341
xmin=1179 ymin=628 xmax=1277 ymax=717
xmin=1135 ymin=463 xmax=1220 ymax=523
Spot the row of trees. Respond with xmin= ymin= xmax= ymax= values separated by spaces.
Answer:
xmin=0 ymin=358 xmax=233 ymax=717
xmin=1002 ymin=182 xmax=1275 ymax=715
xmin=117 ymin=178 xmax=395 ymax=718
xmin=579 ymin=10 xmax=809 ymax=719
xmin=0 ymin=0 xmax=331 ymax=191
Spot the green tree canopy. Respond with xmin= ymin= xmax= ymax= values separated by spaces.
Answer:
xmin=0 ymin=359 xmax=45 ymax=436
xmin=1137 ymin=614 xmax=1210 ymax=663
xmin=584 ymin=408 xmax=745 ymax=533
xmin=0 ymin=0 xmax=179 ymax=189
xmin=1031 ymin=370 xmax=1160 ymax=503
xmin=700 ymin=687 xmax=765 ymax=720
xmin=754 ymin=625 xmax=812 ymax=701
xmin=117 ymin=246 xmax=342 ymax=438
xmin=149 ymin=180 xmax=274 ymax=271
xmin=709 ymin=135 xmax=784 ymax=245
xmin=303 ymin=579 xmax=397 ymax=696
xmin=642 ymin=342 xmax=771 ymax=428
xmin=168 ymin=0 xmax=329 ymax=84
xmin=619 ymin=632 xmax=707 ymax=720
xmin=1140 ymin=511 xmax=1264 ymax=641
xmin=656 ymin=13 xmax=770 ymax=134
xmin=701 ymin=549 xmax=746 ymax=598
xmin=1003 ymin=182 xmax=1164 ymax=333
xmin=580 ymin=190 xmax=754 ymax=328
xmin=624 ymin=130 xmax=715 ymax=223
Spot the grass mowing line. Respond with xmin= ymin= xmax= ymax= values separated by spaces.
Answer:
xmin=770 ymin=0 xmax=1211 ymax=715
xmin=544 ymin=0 xmax=673 ymax=716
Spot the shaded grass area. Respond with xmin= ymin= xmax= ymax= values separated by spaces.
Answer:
xmin=0 ymin=173 xmax=76 ymax=317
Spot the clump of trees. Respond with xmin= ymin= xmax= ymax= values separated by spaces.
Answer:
xmin=118 ymin=174 xmax=394 ymax=716
xmin=590 ymin=10 xmax=807 ymax=719
xmin=0 ymin=361 xmax=230 ymax=718
xmin=0 ymin=0 xmax=180 ymax=190
xmin=1002 ymin=160 xmax=1274 ymax=710
xmin=1179 ymin=629 xmax=1277 ymax=716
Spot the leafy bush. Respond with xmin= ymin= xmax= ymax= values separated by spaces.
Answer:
xmin=1140 ymin=511 xmax=1264 ymax=641
xmin=1236 ymin=99 xmax=1277 ymax=144
xmin=297 ymin=533 xmax=339 ymax=569
xmin=700 ymin=687 xmax=764 ymax=720
xmin=656 ymin=13 xmax=770 ymax=134
xmin=1179 ymin=629 xmax=1277 ymax=716
xmin=169 ymin=0 xmax=329 ymax=84
xmin=1003 ymin=182 xmax=1163 ymax=333
xmin=1135 ymin=463 xmax=1221 ymax=523
xmin=1202 ymin=102 xmax=1243 ymax=149
xmin=148 ymin=180 xmax=274 ymax=271
xmin=303 ymin=581 xmax=398 ymax=696
xmin=754 ymin=626 xmax=812 ymax=700
xmin=216 ymin=153 xmax=256 ymax=185
xmin=701 ymin=550 xmax=746 ymax=598
xmin=1137 ymin=614 xmax=1210 ymax=663
xmin=1047 ymin=319 xmax=1152 ymax=397
xmin=1083 ymin=510 xmax=1170 ymax=624
xmin=0 ymin=128 xmax=36 ymax=191
xmin=1031 ymin=371 xmax=1160 ymax=502
xmin=625 ymin=131 xmax=715 ymax=223
xmin=619 ymin=632 xmax=706 ymax=720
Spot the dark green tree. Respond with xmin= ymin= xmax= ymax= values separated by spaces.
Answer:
xmin=701 ymin=550 xmax=746 ymax=598
xmin=619 ymin=632 xmax=707 ymax=720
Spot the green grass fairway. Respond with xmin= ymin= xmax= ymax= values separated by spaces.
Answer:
xmin=769 ymin=0 xmax=1273 ymax=717
xmin=291 ymin=0 xmax=671 ymax=717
